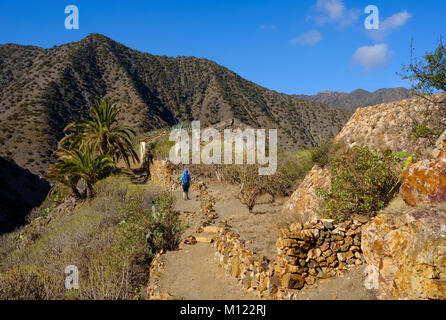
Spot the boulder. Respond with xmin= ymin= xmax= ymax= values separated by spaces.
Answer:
xmin=282 ymin=165 xmax=330 ymax=223
xmin=361 ymin=207 xmax=446 ymax=300
xmin=400 ymin=129 xmax=446 ymax=207
xmin=400 ymin=156 xmax=446 ymax=207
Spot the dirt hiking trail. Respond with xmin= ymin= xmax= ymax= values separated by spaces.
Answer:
xmin=149 ymin=181 xmax=377 ymax=300
xmin=156 ymin=243 xmax=258 ymax=300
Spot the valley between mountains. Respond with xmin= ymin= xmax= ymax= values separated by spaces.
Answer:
xmin=1 ymin=34 xmax=445 ymax=300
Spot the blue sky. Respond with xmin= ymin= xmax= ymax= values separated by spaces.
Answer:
xmin=0 ymin=0 xmax=444 ymax=95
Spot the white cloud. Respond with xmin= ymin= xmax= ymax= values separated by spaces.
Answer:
xmin=382 ymin=10 xmax=412 ymax=29
xmin=353 ymin=44 xmax=393 ymax=70
xmin=369 ymin=11 xmax=412 ymax=41
xmin=290 ymin=30 xmax=323 ymax=46
xmin=314 ymin=0 xmax=361 ymax=27
xmin=317 ymin=0 xmax=344 ymax=20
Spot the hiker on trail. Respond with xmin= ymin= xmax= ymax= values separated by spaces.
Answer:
xmin=181 ymin=169 xmax=191 ymax=200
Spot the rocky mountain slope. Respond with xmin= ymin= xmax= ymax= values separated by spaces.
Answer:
xmin=295 ymin=88 xmax=413 ymax=111
xmin=283 ymin=94 xmax=446 ymax=223
xmin=0 ymin=33 xmax=351 ymax=176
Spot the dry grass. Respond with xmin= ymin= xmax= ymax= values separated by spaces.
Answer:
xmin=380 ymin=195 xmax=410 ymax=215
xmin=229 ymin=196 xmax=296 ymax=260
xmin=210 ymin=183 xmax=297 ymax=260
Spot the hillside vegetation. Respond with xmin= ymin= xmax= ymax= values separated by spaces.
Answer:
xmin=0 ymin=97 xmax=186 ymax=299
xmin=0 ymin=176 xmax=183 ymax=299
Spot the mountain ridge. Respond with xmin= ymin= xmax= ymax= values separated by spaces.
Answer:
xmin=295 ymin=87 xmax=413 ymax=111
xmin=0 ymin=33 xmax=352 ymax=176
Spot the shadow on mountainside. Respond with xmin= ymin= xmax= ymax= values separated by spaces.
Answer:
xmin=0 ymin=157 xmax=51 ymax=235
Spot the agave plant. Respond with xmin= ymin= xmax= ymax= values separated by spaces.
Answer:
xmin=61 ymin=99 xmax=139 ymax=168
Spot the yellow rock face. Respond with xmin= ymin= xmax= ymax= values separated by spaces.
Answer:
xmin=400 ymin=157 xmax=446 ymax=207
xmin=362 ymin=208 xmax=446 ymax=300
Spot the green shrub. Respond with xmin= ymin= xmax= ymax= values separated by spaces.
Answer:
xmin=317 ymin=146 xmax=400 ymax=222
xmin=219 ymin=141 xmax=340 ymax=212
xmin=410 ymin=121 xmax=442 ymax=140
xmin=146 ymin=191 xmax=183 ymax=252
xmin=144 ymin=136 xmax=175 ymax=161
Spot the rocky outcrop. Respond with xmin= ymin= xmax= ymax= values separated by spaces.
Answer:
xmin=281 ymin=165 xmax=330 ymax=223
xmin=400 ymin=129 xmax=446 ymax=207
xmin=361 ymin=207 xmax=446 ymax=300
xmin=361 ymin=129 xmax=446 ymax=300
xmin=283 ymin=95 xmax=446 ymax=222
xmin=335 ymin=95 xmax=445 ymax=159
xmin=400 ymin=156 xmax=446 ymax=207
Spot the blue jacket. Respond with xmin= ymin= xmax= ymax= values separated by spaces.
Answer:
xmin=181 ymin=173 xmax=191 ymax=185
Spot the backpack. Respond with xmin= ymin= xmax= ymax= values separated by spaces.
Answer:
xmin=181 ymin=173 xmax=190 ymax=185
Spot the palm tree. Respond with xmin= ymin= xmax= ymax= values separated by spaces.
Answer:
xmin=57 ymin=142 xmax=116 ymax=198
xmin=47 ymin=164 xmax=82 ymax=200
xmin=61 ymin=99 xmax=139 ymax=168
xmin=48 ymin=142 xmax=117 ymax=199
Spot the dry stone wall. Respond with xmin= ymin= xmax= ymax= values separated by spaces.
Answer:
xmin=149 ymin=159 xmax=202 ymax=192
xmin=214 ymin=228 xmax=272 ymax=298
xmin=149 ymin=160 xmax=178 ymax=188
xmin=272 ymin=216 xmax=367 ymax=289
xmin=213 ymin=215 xmax=368 ymax=299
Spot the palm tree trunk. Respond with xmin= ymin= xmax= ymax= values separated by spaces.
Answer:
xmin=71 ymin=186 xmax=82 ymax=200
xmin=86 ymin=181 xmax=95 ymax=198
